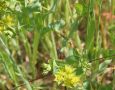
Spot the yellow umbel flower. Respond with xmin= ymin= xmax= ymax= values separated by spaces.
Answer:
xmin=55 ymin=65 xmax=80 ymax=88
xmin=3 ymin=15 xmax=14 ymax=27
xmin=64 ymin=65 xmax=75 ymax=74
xmin=55 ymin=69 xmax=66 ymax=84
xmin=70 ymin=75 xmax=80 ymax=87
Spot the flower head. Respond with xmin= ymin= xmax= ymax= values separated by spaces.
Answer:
xmin=3 ymin=15 xmax=14 ymax=27
xmin=55 ymin=65 xmax=80 ymax=88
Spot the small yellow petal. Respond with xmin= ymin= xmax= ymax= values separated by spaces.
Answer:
xmin=55 ymin=65 xmax=81 ymax=88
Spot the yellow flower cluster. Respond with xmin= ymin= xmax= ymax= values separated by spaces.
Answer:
xmin=55 ymin=65 xmax=80 ymax=88
xmin=3 ymin=15 xmax=14 ymax=27
xmin=0 ymin=15 xmax=14 ymax=33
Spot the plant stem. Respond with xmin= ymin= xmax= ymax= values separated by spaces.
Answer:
xmin=31 ymin=30 xmax=40 ymax=77
xmin=51 ymin=32 xmax=58 ymax=60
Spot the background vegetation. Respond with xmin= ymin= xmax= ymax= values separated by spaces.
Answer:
xmin=0 ymin=0 xmax=115 ymax=90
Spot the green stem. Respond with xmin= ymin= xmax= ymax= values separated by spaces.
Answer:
xmin=31 ymin=30 xmax=40 ymax=77
xmin=49 ymin=0 xmax=58 ymax=90
xmin=65 ymin=0 xmax=71 ymax=25
xmin=51 ymin=32 xmax=58 ymax=60
xmin=20 ymin=30 xmax=32 ymax=62
xmin=49 ymin=0 xmax=58 ymax=60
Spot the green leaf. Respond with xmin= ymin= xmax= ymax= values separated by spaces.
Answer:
xmin=76 ymin=3 xmax=83 ymax=15
xmin=53 ymin=19 xmax=65 ymax=31
xmin=49 ymin=59 xmax=58 ymax=74
xmin=73 ymin=49 xmax=80 ymax=60
xmin=66 ymin=55 xmax=79 ymax=65
xmin=99 ymin=60 xmax=112 ymax=72
xmin=83 ymin=81 xmax=91 ymax=90
xmin=75 ymin=67 xmax=83 ymax=75
xmin=86 ymin=18 xmax=95 ymax=51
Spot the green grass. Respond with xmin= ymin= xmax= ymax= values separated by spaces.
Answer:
xmin=0 ymin=0 xmax=115 ymax=90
